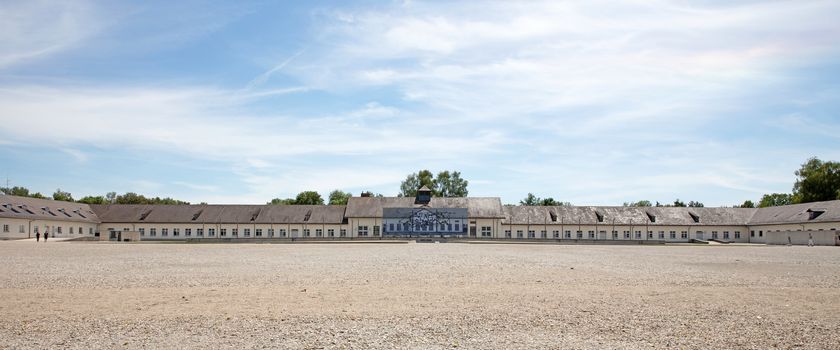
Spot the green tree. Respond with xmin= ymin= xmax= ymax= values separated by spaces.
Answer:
xmin=435 ymin=170 xmax=469 ymax=197
xmin=52 ymin=188 xmax=73 ymax=202
xmin=672 ymin=199 xmax=686 ymax=207
xmin=687 ymin=201 xmax=704 ymax=207
xmin=77 ymin=195 xmax=106 ymax=204
xmin=623 ymin=200 xmax=652 ymax=207
xmin=399 ymin=170 xmax=436 ymax=197
xmin=115 ymin=192 xmax=147 ymax=204
xmin=791 ymin=157 xmax=840 ymax=203
xmin=758 ymin=193 xmax=793 ymax=207
xmin=328 ymin=190 xmax=352 ymax=205
xmin=105 ymin=191 xmax=117 ymax=204
xmin=1 ymin=186 xmax=30 ymax=197
xmin=294 ymin=191 xmax=324 ymax=205
xmin=737 ymin=200 xmax=755 ymax=208
xmin=268 ymin=198 xmax=296 ymax=205
xmin=520 ymin=193 xmax=540 ymax=206
xmin=360 ymin=191 xmax=384 ymax=197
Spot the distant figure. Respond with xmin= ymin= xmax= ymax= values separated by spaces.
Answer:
xmin=787 ymin=236 xmax=791 ymax=246
xmin=808 ymin=233 xmax=814 ymax=247
xmin=44 ymin=232 xmax=48 ymax=242
xmin=35 ymin=232 xmax=40 ymax=242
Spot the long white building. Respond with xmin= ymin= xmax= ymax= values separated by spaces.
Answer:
xmin=2 ymin=187 xmax=839 ymax=245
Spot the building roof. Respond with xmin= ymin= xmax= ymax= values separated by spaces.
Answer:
xmin=747 ymin=199 xmax=840 ymax=225
xmin=0 ymin=195 xmax=100 ymax=224
xmin=501 ymin=205 xmax=758 ymax=226
xmin=345 ymin=197 xmax=504 ymax=218
xmin=90 ymin=204 xmax=346 ymax=224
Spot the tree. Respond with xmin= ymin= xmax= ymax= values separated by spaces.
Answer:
xmin=77 ymin=195 xmax=106 ymax=204
xmin=623 ymin=200 xmax=652 ymax=207
xmin=268 ymin=198 xmax=296 ymax=205
xmin=1 ymin=186 xmax=30 ymax=196
xmin=687 ymin=201 xmax=704 ymax=208
xmin=737 ymin=200 xmax=755 ymax=208
xmin=520 ymin=193 xmax=540 ymax=206
xmin=672 ymin=199 xmax=686 ymax=207
xmin=294 ymin=191 xmax=324 ymax=205
xmin=115 ymin=192 xmax=147 ymax=204
xmin=399 ymin=170 xmax=469 ymax=197
xmin=758 ymin=193 xmax=793 ymax=208
xmin=328 ymin=190 xmax=352 ymax=205
xmin=792 ymin=157 xmax=840 ymax=203
xmin=360 ymin=191 xmax=384 ymax=197
xmin=105 ymin=192 xmax=117 ymax=204
xmin=52 ymin=188 xmax=73 ymax=202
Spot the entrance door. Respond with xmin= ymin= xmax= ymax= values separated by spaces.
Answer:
xmin=469 ymin=226 xmax=476 ymax=237
xmin=696 ymin=232 xmax=705 ymax=240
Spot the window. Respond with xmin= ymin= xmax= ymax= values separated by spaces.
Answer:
xmin=2 ymin=224 xmax=8 ymax=233
xmin=161 ymin=228 xmax=168 ymax=237
xmin=540 ymin=230 xmax=547 ymax=238
xmin=647 ymin=231 xmax=653 ymax=239
xmin=89 ymin=228 xmax=93 ymax=235
xmin=267 ymin=229 xmax=274 ymax=237
xmin=576 ymin=230 xmax=583 ymax=239
xmin=220 ymin=228 xmax=227 ymax=237
xmin=208 ymin=228 xmax=216 ymax=237
xmin=588 ymin=231 xmax=595 ymax=239
xmin=139 ymin=228 xmax=145 ymax=236
xmin=658 ymin=231 xmax=665 ymax=239
xmin=328 ymin=229 xmax=335 ymax=237
xmin=681 ymin=231 xmax=688 ymax=239
xmin=759 ymin=231 xmax=763 ymax=237
xmin=723 ymin=231 xmax=729 ymax=239
xmin=358 ymin=226 xmax=368 ymax=237
xmin=173 ymin=228 xmax=180 ymax=237
xmin=34 ymin=226 xmax=39 ymax=234
xmin=185 ymin=228 xmax=192 ymax=237
xmin=78 ymin=227 xmax=82 ymax=234
xmin=624 ymin=231 xmax=630 ymax=239
xmin=528 ymin=230 xmax=535 ymax=238
xmin=635 ymin=231 xmax=641 ymax=239
xmin=256 ymin=228 xmax=263 ymax=237
xmin=669 ymin=231 xmax=676 ymax=239
xmin=454 ymin=223 xmax=460 ymax=232
xmin=150 ymin=228 xmax=157 ymax=237
xmin=278 ymin=229 xmax=286 ymax=237
xmin=197 ymin=228 xmax=204 ymax=237
xmin=612 ymin=230 xmax=618 ymax=239
xmin=751 ymin=230 xmax=755 ymax=237
xmin=244 ymin=228 xmax=250 ymax=237
xmin=481 ymin=226 xmax=492 ymax=237
xmin=232 ymin=228 xmax=238 ymax=237
xmin=553 ymin=230 xmax=560 ymax=238
xmin=505 ymin=230 xmax=512 ymax=238
xmin=304 ymin=229 xmax=311 ymax=237
xmin=565 ymin=230 xmax=571 ymax=238
xmin=340 ymin=229 xmax=347 ymax=237
xmin=22 ymin=225 xmax=28 ymax=233
xmin=712 ymin=231 xmax=719 ymax=239
xmin=735 ymin=231 xmax=741 ymax=239
xmin=316 ymin=229 xmax=323 ymax=237
xmin=70 ymin=226 xmax=74 ymax=234
xmin=388 ymin=223 xmax=395 ymax=232
xmin=516 ymin=230 xmax=523 ymax=238
xmin=57 ymin=227 xmax=62 ymax=234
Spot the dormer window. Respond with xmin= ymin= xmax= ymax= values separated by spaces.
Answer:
xmin=192 ymin=210 xmax=203 ymax=221
xmin=595 ymin=211 xmax=605 ymax=223
xmin=807 ymin=208 xmax=826 ymax=220
xmin=139 ymin=210 xmax=152 ymax=221
xmin=645 ymin=211 xmax=655 ymax=223
xmin=250 ymin=209 xmax=260 ymax=221
xmin=549 ymin=210 xmax=558 ymax=222
xmin=689 ymin=212 xmax=700 ymax=223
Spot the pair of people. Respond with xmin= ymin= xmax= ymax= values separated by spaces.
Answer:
xmin=35 ymin=232 xmax=49 ymax=242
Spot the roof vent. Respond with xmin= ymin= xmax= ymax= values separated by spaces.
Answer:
xmin=20 ymin=205 xmax=35 ymax=214
xmin=41 ymin=207 xmax=56 ymax=216
xmin=807 ymin=208 xmax=826 ymax=220
xmin=549 ymin=210 xmax=558 ymax=222
xmin=645 ymin=211 xmax=656 ymax=223
xmin=139 ymin=210 xmax=152 ymax=221
xmin=74 ymin=209 xmax=87 ymax=219
xmin=192 ymin=209 xmax=204 ymax=221
xmin=303 ymin=209 xmax=312 ymax=222
xmin=595 ymin=211 xmax=605 ymax=223
xmin=57 ymin=208 xmax=72 ymax=217
xmin=689 ymin=212 xmax=700 ymax=223
xmin=250 ymin=209 xmax=261 ymax=222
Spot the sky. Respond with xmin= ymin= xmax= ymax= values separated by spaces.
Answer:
xmin=0 ymin=0 xmax=839 ymax=206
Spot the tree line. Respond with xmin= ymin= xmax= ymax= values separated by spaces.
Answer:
xmin=3 ymin=158 xmax=838 ymax=208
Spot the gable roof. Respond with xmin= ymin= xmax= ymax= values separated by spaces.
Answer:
xmin=747 ymin=199 xmax=840 ymax=225
xmin=345 ymin=197 xmax=504 ymax=218
xmin=89 ymin=204 xmax=346 ymax=224
xmin=501 ymin=205 xmax=758 ymax=226
xmin=0 ymin=195 xmax=100 ymax=224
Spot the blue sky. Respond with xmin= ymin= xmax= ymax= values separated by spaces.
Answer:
xmin=1 ymin=0 xmax=839 ymax=205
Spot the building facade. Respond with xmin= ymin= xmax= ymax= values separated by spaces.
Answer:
xmin=2 ymin=192 xmax=839 ymax=245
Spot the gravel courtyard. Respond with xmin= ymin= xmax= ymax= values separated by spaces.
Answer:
xmin=0 ymin=241 xmax=838 ymax=349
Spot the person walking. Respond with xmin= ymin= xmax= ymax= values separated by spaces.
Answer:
xmin=808 ymin=233 xmax=814 ymax=247
xmin=35 ymin=232 xmax=40 ymax=242
xmin=44 ymin=231 xmax=48 ymax=242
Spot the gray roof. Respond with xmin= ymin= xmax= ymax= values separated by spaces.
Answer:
xmin=90 ymin=204 xmax=346 ymax=224
xmin=501 ymin=205 xmax=758 ymax=226
xmin=345 ymin=197 xmax=504 ymax=218
xmin=747 ymin=199 xmax=840 ymax=225
xmin=0 ymin=195 xmax=100 ymax=224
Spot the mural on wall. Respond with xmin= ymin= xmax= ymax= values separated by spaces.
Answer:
xmin=382 ymin=207 xmax=468 ymax=236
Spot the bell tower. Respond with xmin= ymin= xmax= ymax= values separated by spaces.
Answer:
xmin=415 ymin=185 xmax=432 ymax=205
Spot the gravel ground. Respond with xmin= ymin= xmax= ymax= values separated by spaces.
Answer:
xmin=0 ymin=241 xmax=838 ymax=349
